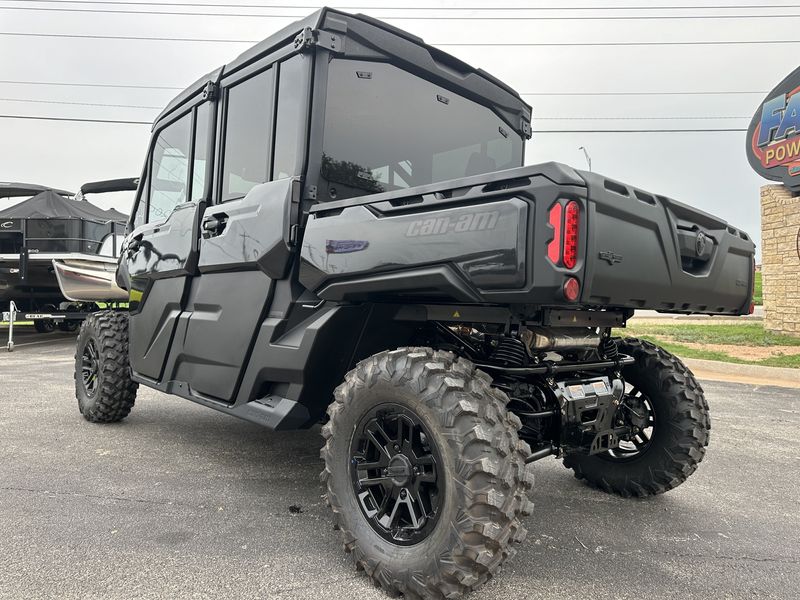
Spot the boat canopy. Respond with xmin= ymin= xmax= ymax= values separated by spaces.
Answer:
xmin=0 ymin=182 xmax=73 ymax=199
xmin=0 ymin=189 xmax=125 ymax=222
xmin=0 ymin=189 xmax=127 ymax=256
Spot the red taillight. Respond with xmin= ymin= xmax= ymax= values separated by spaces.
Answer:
xmin=563 ymin=200 xmax=579 ymax=269
xmin=564 ymin=277 xmax=580 ymax=302
xmin=547 ymin=203 xmax=562 ymax=264
xmin=547 ymin=200 xmax=580 ymax=269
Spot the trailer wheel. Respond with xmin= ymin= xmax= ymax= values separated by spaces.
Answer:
xmin=74 ymin=311 xmax=138 ymax=423
xmin=34 ymin=304 xmax=57 ymax=333
xmin=321 ymin=347 xmax=533 ymax=599
xmin=58 ymin=320 xmax=79 ymax=332
xmin=564 ymin=338 xmax=709 ymax=497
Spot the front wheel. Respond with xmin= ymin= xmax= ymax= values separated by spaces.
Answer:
xmin=321 ymin=348 xmax=533 ymax=599
xmin=564 ymin=338 xmax=710 ymax=497
xmin=74 ymin=311 xmax=138 ymax=423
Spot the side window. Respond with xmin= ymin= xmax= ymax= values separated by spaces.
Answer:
xmin=221 ymin=68 xmax=274 ymax=201
xmin=131 ymin=173 xmax=148 ymax=229
xmin=149 ymin=112 xmax=191 ymax=222
xmin=191 ymin=102 xmax=212 ymax=202
xmin=272 ymin=55 xmax=307 ymax=180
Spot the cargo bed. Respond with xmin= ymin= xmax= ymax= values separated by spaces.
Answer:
xmin=299 ymin=162 xmax=755 ymax=316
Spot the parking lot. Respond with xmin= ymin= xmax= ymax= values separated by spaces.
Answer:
xmin=1 ymin=327 xmax=798 ymax=599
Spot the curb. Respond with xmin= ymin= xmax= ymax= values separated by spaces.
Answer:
xmin=683 ymin=357 xmax=800 ymax=389
xmin=629 ymin=316 xmax=763 ymax=322
xmin=628 ymin=306 xmax=764 ymax=322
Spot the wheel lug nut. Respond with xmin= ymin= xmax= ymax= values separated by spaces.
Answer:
xmin=393 ymin=444 xmax=400 ymax=451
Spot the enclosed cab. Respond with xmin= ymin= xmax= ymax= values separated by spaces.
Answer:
xmin=74 ymin=8 xmax=752 ymax=600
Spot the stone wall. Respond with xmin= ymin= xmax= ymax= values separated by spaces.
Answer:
xmin=760 ymin=184 xmax=800 ymax=335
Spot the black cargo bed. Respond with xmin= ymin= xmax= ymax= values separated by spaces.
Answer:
xmin=299 ymin=162 xmax=755 ymax=316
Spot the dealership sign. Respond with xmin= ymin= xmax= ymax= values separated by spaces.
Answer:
xmin=747 ymin=66 xmax=800 ymax=191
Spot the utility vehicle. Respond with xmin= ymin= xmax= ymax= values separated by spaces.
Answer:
xmin=73 ymin=9 xmax=755 ymax=599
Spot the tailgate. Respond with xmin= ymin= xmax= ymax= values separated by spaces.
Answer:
xmin=579 ymin=171 xmax=755 ymax=315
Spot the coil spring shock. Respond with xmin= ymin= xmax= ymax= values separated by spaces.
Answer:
xmin=599 ymin=336 xmax=619 ymax=361
xmin=490 ymin=336 xmax=528 ymax=367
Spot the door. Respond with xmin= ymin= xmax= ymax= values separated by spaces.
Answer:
xmin=169 ymin=55 xmax=309 ymax=402
xmin=124 ymin=100 xmax=214 ymax=381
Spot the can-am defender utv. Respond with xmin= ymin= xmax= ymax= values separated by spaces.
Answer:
xmin=73 ymin=8 xmax=755 ymax=599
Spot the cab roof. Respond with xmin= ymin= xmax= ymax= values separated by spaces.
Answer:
xmin=154 ymin=7 xmax=532 ymax=139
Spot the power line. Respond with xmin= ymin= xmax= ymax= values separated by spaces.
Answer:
xmin=0 ymin=79 xmax=769 ymax=97
xmin=0 ymin=97 xmax=162 ymax=109
xmin=0 ymin=96 xmax=751 ymax=119
xmin=0 ymin=79 xmax=183 ymax=90
xmin=2 ymin=31 xmax=799 ymax=46
xmin=0 ymin=80 xmax=769 ymax=96
xmin=537 ymin=115 xmax=750 ymax=120
xmin=522 ymin=90 xmax=767 ymax=96
xmin=0 ymin=113 xmax=748 ymax=132
xmin=534 ymin=128 xmax=747 ymax=133
xmin=0 ymin=31 xmax=254 ymax=43
xmin=7 ymin=1 xmax=800 ymax=10
xmin=3 ymin=4 xmax=800 ymax=19
xmin=0 ymin=113 xmax=151 ymax=124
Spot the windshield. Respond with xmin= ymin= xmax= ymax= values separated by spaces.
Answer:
xmin=321 ymin=59 xmax=524 ymax=201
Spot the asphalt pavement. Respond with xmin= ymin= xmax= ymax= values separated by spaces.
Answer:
xmin=1 ymin=326 xmax=798 ymax=599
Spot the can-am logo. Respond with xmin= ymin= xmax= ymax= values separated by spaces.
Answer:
xmin=747 ymin=65 xmax=800 ymax=191
xmin=406 ymin=211 xmax=500 ymax=237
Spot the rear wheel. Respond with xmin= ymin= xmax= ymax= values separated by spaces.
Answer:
xmin=74 ymin=311 xmax=138 ymax=423
xmin=564 ymin=338 xmax=710 ymax=497
xmin=321 ymin=348 xmax=533 ymax=599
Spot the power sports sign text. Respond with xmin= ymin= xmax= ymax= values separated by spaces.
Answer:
xmin=747 ymin=65 xmax=800 ymax=191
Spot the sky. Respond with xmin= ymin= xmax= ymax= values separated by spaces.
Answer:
xmin=1 ymin=1 xmax=797 ymax=261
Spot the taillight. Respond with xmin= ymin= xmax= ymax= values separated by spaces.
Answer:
xmin=547 ymin=200 xmax=580 ymax=269
xmin=547 ymin=203 xmax=562 ymax=264
xmin=563 ymin=200 xmax=579 ymax=269
xmin=564 ymin=276 xmax=580 ymax=302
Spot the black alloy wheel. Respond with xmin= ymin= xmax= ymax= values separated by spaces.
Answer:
xmin=607 ymin=385 xmax=656 ymax=460
xmin=81 ymin=339 xmax=99 ymax=397
xmin=563 ymin=338 xmax=710 ymax=497
xmin=74 ymin=311 xmax=138 ymax=423
xmin=322 ymin=347 xmax=534 ymax=599
xmin=349 ymin=403 xmax=443 ymax=546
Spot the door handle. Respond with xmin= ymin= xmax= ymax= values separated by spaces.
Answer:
xmin=126 ymin=235 xmax=143 ymax=257
xmin=202 ymin=214 xmax=228 ymax=238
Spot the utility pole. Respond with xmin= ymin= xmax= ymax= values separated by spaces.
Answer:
xmin=579 ymin=146 xmax=592 ymax=172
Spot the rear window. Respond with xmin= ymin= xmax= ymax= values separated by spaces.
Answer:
xmin=321 ymin=59 xmax=523 ymax=201
xmin=221 ymin=68 xmax=274 ymax=202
